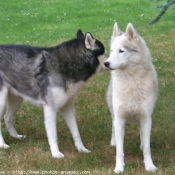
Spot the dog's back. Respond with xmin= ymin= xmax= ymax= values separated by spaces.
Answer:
xmin=0 ymin=33 xmax=105 ymax=103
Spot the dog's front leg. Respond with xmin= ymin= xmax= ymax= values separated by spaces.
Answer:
xmin=140 ymin=117 xmax=157 ymax=172
xmin=114 ymin=117 xmax=126 ymax=174
xmin=61 ymin=100 xmax=90 ymax=153
xmin=106 ymin=81 xmax=116 ymax=146
xmin=43 ymin=105 xmax=64 ymax=158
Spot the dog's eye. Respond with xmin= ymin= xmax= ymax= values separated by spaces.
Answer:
xmin=119 ymin=49 xmax=124 ymax=53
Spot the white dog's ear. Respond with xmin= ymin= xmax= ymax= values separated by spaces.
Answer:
xmin=85 ymin=33 xmax=96 ymax=50
xmin=113 ymin=22 xmax=122 ymax=37
xmin=125 ymin=23 xmax=138 ymax=40
xmin=111 ymin=22 xmax=122 ymax=44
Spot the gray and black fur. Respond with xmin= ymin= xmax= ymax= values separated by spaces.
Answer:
xmin=0 ymin=30 xmax=104 ymax=100
xmin=0 ymin=30 xmax=106 ymax=158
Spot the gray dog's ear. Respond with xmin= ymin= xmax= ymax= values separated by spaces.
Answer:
xmin=85 ymin=33 xmax=96 ymax=50
xmin=111 ymin=22 xmax=123 ymax=45
xmin=77 ymin=30 xmax=84 ymax=38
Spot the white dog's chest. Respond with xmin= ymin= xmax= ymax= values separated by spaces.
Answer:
xmin=112 ymin=78 xmax=147 ymax=120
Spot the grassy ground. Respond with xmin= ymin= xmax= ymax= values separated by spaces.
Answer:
xmin=0 ymin=0 xmax=175 ymax=174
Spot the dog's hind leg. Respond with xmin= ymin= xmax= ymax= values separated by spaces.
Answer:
xmin=0 ymin=86 xmax=9 ymax=148
xmin=140 ymin=116 xmax=157 ymax=172
xmin=43 ymin=105 xmax=64 ymax=158
xmin=61 ymin=99 xmax=91 ymax=153
xmin=4 ymin=92 xmax=25 ymax=139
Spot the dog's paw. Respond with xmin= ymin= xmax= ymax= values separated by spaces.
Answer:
xmin=17 ymin=135 xmax=26 ymax=139
xmin=0 ymin=143 xmax=10 ymax=149
xmin=110 ymin=142 xmax=116 ymax=147
xmin=114 ymin=162 xmax=125 ymax=174
xmin=145 ymin=164 xmax=157 ymax=172
xmin=78 ymin=147 xmax=91 ymax=153
xmin=75 ymin=141 xmax=91 ymax=153
xmin=114 ymin=166 xmax=124 ymax=174
xmin=76 ymin=146 xmax=91 ymax=153
xmin=52 ymin=152 xmax=65 ymax=158
xmin=144 ymin=157 xmax=157 ymax=172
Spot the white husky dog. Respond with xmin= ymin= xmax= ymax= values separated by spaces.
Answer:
xmin=104 ymin=23 xmax=158 ymax=173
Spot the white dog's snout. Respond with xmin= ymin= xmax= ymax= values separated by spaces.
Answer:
xmin=104 ymin=61 xmax=110 ymax=68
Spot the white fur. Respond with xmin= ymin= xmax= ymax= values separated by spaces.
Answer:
xmin=105 ymin=22 xmax=158 ymax=173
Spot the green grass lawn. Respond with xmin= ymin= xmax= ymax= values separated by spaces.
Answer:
xmin=0 ymin=0 xmax=175 ymax=174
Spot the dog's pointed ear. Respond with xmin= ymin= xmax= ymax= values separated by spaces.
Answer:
xmin=77 ymin=30 xmax=84 ymax=38
xmin=112 ymin=22 xmax=122 ymax=37
xmin=111 ymin=22 xmax=122 ymax=44
xmin=85 ymin=33 xmax=95 ymax=50
xmin=125 ymin=23 xmax=138 ymax=40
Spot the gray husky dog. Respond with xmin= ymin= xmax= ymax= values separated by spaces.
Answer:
xmin=0 ymin=30 xmax=106 ymax=158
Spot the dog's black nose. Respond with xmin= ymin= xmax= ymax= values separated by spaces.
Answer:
xmin=104 ymin=62 xmax=110 ymax=67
